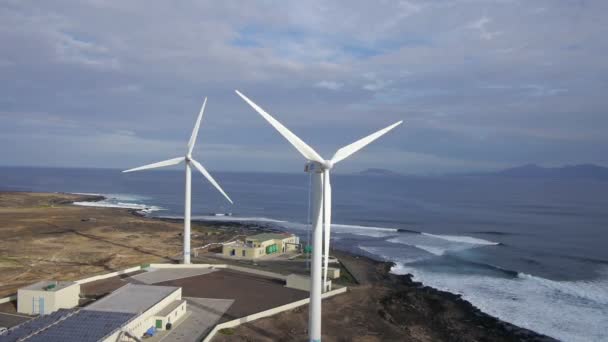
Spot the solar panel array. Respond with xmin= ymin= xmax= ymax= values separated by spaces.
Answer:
xmin=0 ymin=309 xmax=76 ymax=342
xmin=0 ymin=310 xmax=135 ymax=342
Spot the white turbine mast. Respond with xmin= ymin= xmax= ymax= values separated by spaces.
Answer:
xmin=235 ymin=90 xmax=402 ymax=342
xmin=122 ymin=98 xmax=233 ymax=264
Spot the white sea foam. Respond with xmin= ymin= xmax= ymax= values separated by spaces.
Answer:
xmin=413 ymin=244 xmax=445 ymax=256
xmin=361 ymin=244 xmax=608 ymax=342
xmin=72 ymin=193 xmax=163 ymax=213
xmin=331 ymin=224 xmax=398 ymax=232
xmin=421 ymin=233 xmax=500 ymax=245
xmin=324 ymin=223 xmax=399 ymax=238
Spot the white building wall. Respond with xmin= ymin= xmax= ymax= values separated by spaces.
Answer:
xmin=152 ymin=301 xmax=187 ymax=331
xmin=17 ymin=283 xmax=80 ymax=315
xmin=102 ymin=288 xmax=182 ymax=342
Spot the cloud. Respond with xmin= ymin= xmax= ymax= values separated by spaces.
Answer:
xmin=0 ymin=0 xmax=607 ymax=172
xmin=314 ymin=80 xmax=343 ymax=90
xmin=467 ymin=16 xmax=502 ymax=40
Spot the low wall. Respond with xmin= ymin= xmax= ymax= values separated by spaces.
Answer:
xmin=202 ymin=286 xmax=348 ymax=342
xmin=74 ymin=266 xmax=142 ymax=285
xmin=0 ymin=295 xmax=17 ymax=304
xmin=0 ymin=266 xmax=142 ymax=303
xmin=148 ymin=263 xmax=287 ymax=281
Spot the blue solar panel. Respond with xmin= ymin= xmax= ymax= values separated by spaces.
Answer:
xmin=0 ymin=309 xmax=76 ymax=342
xmin=0 ymin=310 xmax=135 ymax=342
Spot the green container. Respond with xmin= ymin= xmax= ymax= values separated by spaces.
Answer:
xmin=266 ymin=244 xmax=278 ymax=254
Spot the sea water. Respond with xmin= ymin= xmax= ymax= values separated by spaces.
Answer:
xmin=1 ymin=166 xmax=607 ymax=341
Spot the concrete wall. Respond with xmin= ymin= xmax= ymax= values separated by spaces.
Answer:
xmin=75 ymin=266 xmax=142 ymax=285
xmin=327 ymin=267 xmax=341 ymax=279
xmin=285 ymin=274 xmax=331 ymax=292
xmin=285 ymin=274 xmax=310 ymax=292
xmin=0 ymin=295 xmax=17 ymax=305
xmin=202 ymin=286 xmax=348 ymax=342
xmin=17 ymin=283 xmax=80 ymax=315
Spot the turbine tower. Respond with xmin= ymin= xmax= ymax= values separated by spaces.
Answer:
xmin=123 ymin=98 xmax=233 ymax=264
xmin=235 ymin=90 xmax=401 ymax=342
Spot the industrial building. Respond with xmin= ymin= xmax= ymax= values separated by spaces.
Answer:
xmin=222 ymin=233 xmax=299 ymax=259
xmin=3 ymin=283 xmax=186 ymax=341
xmin=17 ymin=281 xmax=80 ymax=315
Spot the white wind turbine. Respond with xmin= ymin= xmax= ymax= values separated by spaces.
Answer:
xmin=235 ymin=90 xmax=402 ymax=342
xmin=122 ymin=98 xmax=233 ymax=264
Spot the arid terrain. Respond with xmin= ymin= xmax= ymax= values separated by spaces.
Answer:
xmin=0 ymin=192 xmax=554 ymax=341
xmin=0 ymin=192 xmax=235 ymax=297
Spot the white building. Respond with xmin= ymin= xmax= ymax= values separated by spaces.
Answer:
xmin=7 ymin=283 xmax=187 ymax=341
xmin=85 ymin=283 xmax=187 ymax=340
xmin=17 ymin=281 xmax=80 ymax=315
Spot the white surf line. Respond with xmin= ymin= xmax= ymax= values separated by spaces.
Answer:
xmin=421 ymin=232 xmax=500 ymax=245
xmin=331 ymin=223 xmax=398 ymax=232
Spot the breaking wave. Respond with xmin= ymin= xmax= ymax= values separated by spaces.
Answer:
xmin=421 ymin=233 xmax=500 ymax=245
xmin=72 ymin=193 xmax=164 ymax=213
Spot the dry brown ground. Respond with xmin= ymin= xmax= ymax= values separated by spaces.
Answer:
xmin=0 ymin=192 xmax=229 ymax=297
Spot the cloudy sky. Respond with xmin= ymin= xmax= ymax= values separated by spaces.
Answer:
xmin=1 ymin=0 xmax=606 ymax=174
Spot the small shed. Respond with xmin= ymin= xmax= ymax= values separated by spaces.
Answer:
xmin=17 ymin=280 xmax=80 ymax=315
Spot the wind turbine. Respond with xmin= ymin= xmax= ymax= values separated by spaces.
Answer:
xmin=122 ymin=98 xmax=233 ymax=264
xmin=235 ymin=90 xmax=401 ymax=342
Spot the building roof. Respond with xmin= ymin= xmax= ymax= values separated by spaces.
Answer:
xmin=84 ymin=283 xmax=179 ymax=314
xmin=2 ymin=309 xmax=135 ymax=342
xmin=246 ymin=233 xmax=292 ymax=242
xmin=20 ymin=280 xmax=77 ymax=292
xmin=155 ymin=300 xmax=186 ymax=317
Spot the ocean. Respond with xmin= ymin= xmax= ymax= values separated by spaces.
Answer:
xmin=1 ymin=166 xmax=607 ymax=341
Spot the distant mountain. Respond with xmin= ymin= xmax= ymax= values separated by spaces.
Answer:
xmin=358 ymin=168 xmax=402 ymax=177
xmin=493 ymin=164 xmax=608 ymax=180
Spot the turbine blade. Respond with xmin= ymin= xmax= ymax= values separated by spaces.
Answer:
xmin=187 ymin=97 xmax=207 ymax=155
xmin=323 ymin=170 xmax=332 ymax=289
xmin=331 ymin=121 xmax=403 ymax=164
xmin=122 ymin=157 xmax=184 ymax=173
xmin=235 ymin=90 xmax=324 ymax=164
xmin=190 ymin=159 xmax=234 ymax=204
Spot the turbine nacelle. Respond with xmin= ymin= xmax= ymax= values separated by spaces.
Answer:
xmin=304 ymin=160 xmax=333 ymax=173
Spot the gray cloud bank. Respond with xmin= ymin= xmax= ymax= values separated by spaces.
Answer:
xmin=1 ymin=0 xmax=607 ymax=174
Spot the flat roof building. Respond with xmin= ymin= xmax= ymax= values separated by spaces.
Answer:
xmin=17 ymin=281 xmax=80 ymax=315
xmin=222 ymin=232 xmax=299 ymax=259
xmin=6 ymin=284 xmax=186 ymax=342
